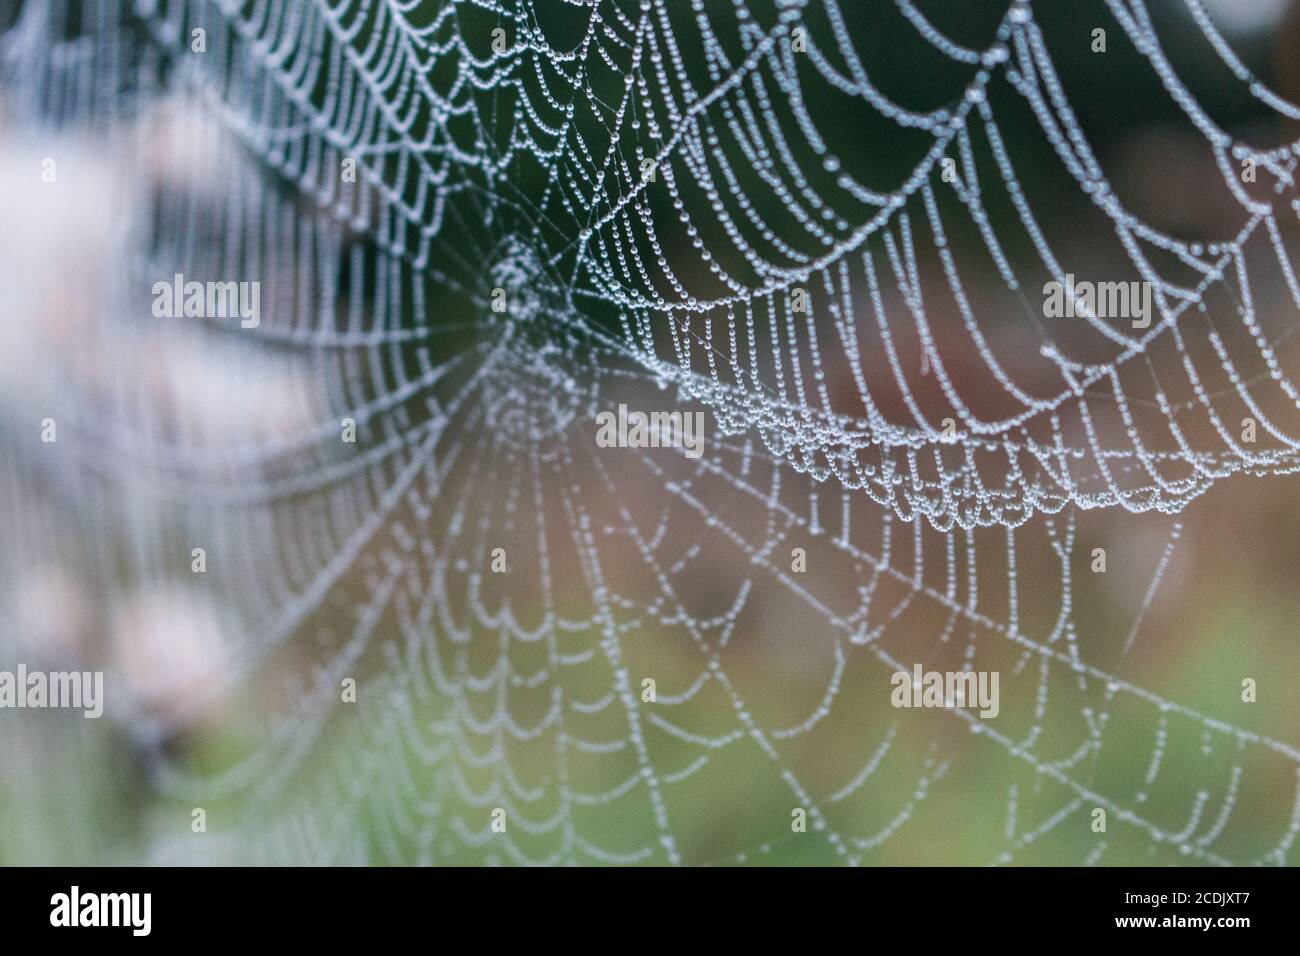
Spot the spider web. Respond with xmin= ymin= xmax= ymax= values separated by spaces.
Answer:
xmin=3 ymin=0 xmax=1300 ymax=865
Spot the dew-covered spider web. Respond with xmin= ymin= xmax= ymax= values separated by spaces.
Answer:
xmin=3 ymin=0 xmax=1300 ymax=865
